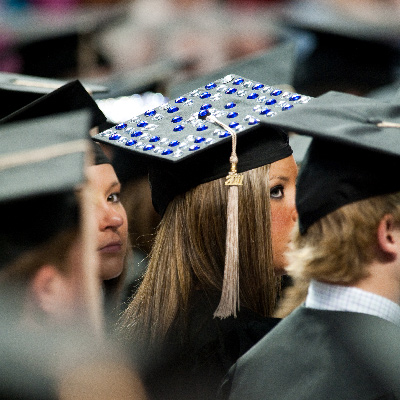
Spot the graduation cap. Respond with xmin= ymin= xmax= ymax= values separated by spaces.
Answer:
xmin=280 ymin=0 xmax=400 ymax=96
xmin=247 ymin=90 xmax=400 ymax=234
xmin=0 ymin=79 xmax=107 ymax=130
xmin=167 ymin=40 xmax=297 ymax=99
xmin=0 ymin=72 xmax=108 ymax=120
xmin=93 ymin=74 xmax=313 ymax=317
xmin=289 ymin=133 xmax=312 ymax=165
xmin=0 ymin=110 xmax=91 ymax=268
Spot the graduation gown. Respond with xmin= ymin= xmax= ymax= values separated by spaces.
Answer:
xmin=137 ymin=291 xmax=280 ymax=400
xmin=221 ymin=306 xmax=400 ymax=400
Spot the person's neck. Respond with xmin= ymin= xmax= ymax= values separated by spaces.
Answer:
xmin=352 ymin=260 xmax=400 ymax=305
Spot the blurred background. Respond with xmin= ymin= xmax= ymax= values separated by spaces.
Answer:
xmin=2 ymin=0 xmax=400 ymax=122
xmin=3 ymin=0 xmax=400 ymax=310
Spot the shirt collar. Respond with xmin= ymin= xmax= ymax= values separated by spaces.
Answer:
xmin=305 ymin=280 xmax=400 ymax=327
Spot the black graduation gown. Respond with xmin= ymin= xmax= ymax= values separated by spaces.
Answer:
xmin=137 ymin=291 xmax=280 ymax=400
xmin=220 ymin=306 xmax=400 ymax=400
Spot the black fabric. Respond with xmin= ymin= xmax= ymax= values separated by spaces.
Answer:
xmin=281 ymin=0 xmax=400 ymax=97
xmin=149 ymin=126 xmax=292 ymax=215
xmin=111 ymin=146 xmax=150 ymax=184
xmin=221 ymin=307 xmax=400 ymax=400
xmin=133 ymin=291 xmax=280 ymax=400
xmin=297 ymin=138 xmax=400 ymax=234
xmin=92 ymin=142 xmax=111 ymax=165
xmin=0 ymin=72 xmax=108 ymax=120
xmin=0 ymin=80 xmax=106 ymax=129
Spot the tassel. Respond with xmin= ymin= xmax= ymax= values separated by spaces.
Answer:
xmin=198 ymin=111 xmax=243 ymax=318
xmin=213 ymin=150 xmax=242 ymax=319
xmin=213 ymin=181 xmax=240 ymax=318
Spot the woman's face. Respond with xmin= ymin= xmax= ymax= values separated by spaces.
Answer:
xmin=86 ymin=164 xmax=128 ymax=281
xmin=269 ymin=155 xmax=298 ymax=275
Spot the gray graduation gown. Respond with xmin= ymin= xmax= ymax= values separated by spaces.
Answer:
xmin=220 ymin=306 xmax=400 ymax=400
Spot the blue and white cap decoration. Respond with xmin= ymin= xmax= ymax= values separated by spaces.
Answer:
xmin=93 ymin=74 xmax=312 ymax=162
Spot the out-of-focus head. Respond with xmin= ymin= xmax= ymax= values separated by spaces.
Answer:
xmin=0 ymin=111 xmax=101 ymax=328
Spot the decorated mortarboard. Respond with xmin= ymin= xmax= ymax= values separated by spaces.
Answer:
xmin=0 ymin=80 xmax=107 ymax=129
xmin=94 ymin=74 xmax=312 ymax=318
xmin=246 ymin=90 xmax=400 ymax=234
xmin=0 ymin=110 xmax=91 ymax=268
xmin=0 ymin=72 xmax=108 ymax=120
xmin=93 ymin=73 xmax=312 ymax=214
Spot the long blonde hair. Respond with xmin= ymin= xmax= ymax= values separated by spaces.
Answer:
xmin=118 ymin=164 xmax=280 ymax=345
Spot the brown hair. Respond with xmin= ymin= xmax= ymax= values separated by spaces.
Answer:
xmin=286 ymin=192 xmax=400 ymax=284
xmin=118 ymin=165 xmax=280 ymax=344
xmin=0 ymin=229 xmax=78 ymax=315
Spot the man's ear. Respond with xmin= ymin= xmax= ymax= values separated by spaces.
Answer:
xmin=30 ymin=265 xmax=68 ymax=317
xmin=377 ymin=214 xmax=400 ymax=259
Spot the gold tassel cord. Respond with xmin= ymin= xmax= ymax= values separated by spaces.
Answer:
xmin=204 ymin=114 xmax=243 ymax=319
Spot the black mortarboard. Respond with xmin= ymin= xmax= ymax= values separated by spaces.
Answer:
xmin=93 ymin=74 xmax=312 ymax=318
xmin=248 ymin=90 xmax=400 ymax=234
xmin=0 ymin=80 xmax=107 ymax=129
xmin=280 ymin=0 xmax=400 ymax=96
xmin=0 ymin=110 xmax=91 ymax=268
xmin=93 ymin=73 xmax=312 ymax=215
xmin=167 ymin=40 xmax=297 ymax=100
xmin=0 ymin=72 xmax=108 ymax=120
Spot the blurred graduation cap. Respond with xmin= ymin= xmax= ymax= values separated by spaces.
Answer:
xmin=0 ymin=110 xmax=91 ymax=268
xmin=167 ymin=40 xmax=297 ymax=100
xmin=247 ymin=90 xmax=400 ymax=234
xmin=280 ymin=0 xmax=400 ymax=96
xmin=0 ymin=78 xmax=107 ymax=131
xmin=0 ymin=72 xmax=108 ymax=120
xmin=289 ymin=133 xmax=312 ymax=165
xmin=94 ymin=74 xmax=313 ymax=318
xmin=367 ymin=79 xmax=400 ymax=103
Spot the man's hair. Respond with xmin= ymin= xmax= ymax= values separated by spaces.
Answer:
xmin=0 ymin=229 xmax=78 ymax=316
xmin=286 ymin=192 xmax=400 ymax=284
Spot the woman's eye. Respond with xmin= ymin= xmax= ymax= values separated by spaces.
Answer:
xmin=270 ymin=185 xmax=284 ymax=199
xmin=107 ymin=193 xmax=120 ymax=203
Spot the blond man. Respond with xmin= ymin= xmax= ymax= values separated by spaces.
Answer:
xmin=221 ymin=91 xmax=400 ymax=400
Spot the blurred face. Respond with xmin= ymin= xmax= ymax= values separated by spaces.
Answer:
xmin=87 ymin=164 xmax=128 ymax=281
xmin=269 ymin=155 xmax=298 ymax=275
